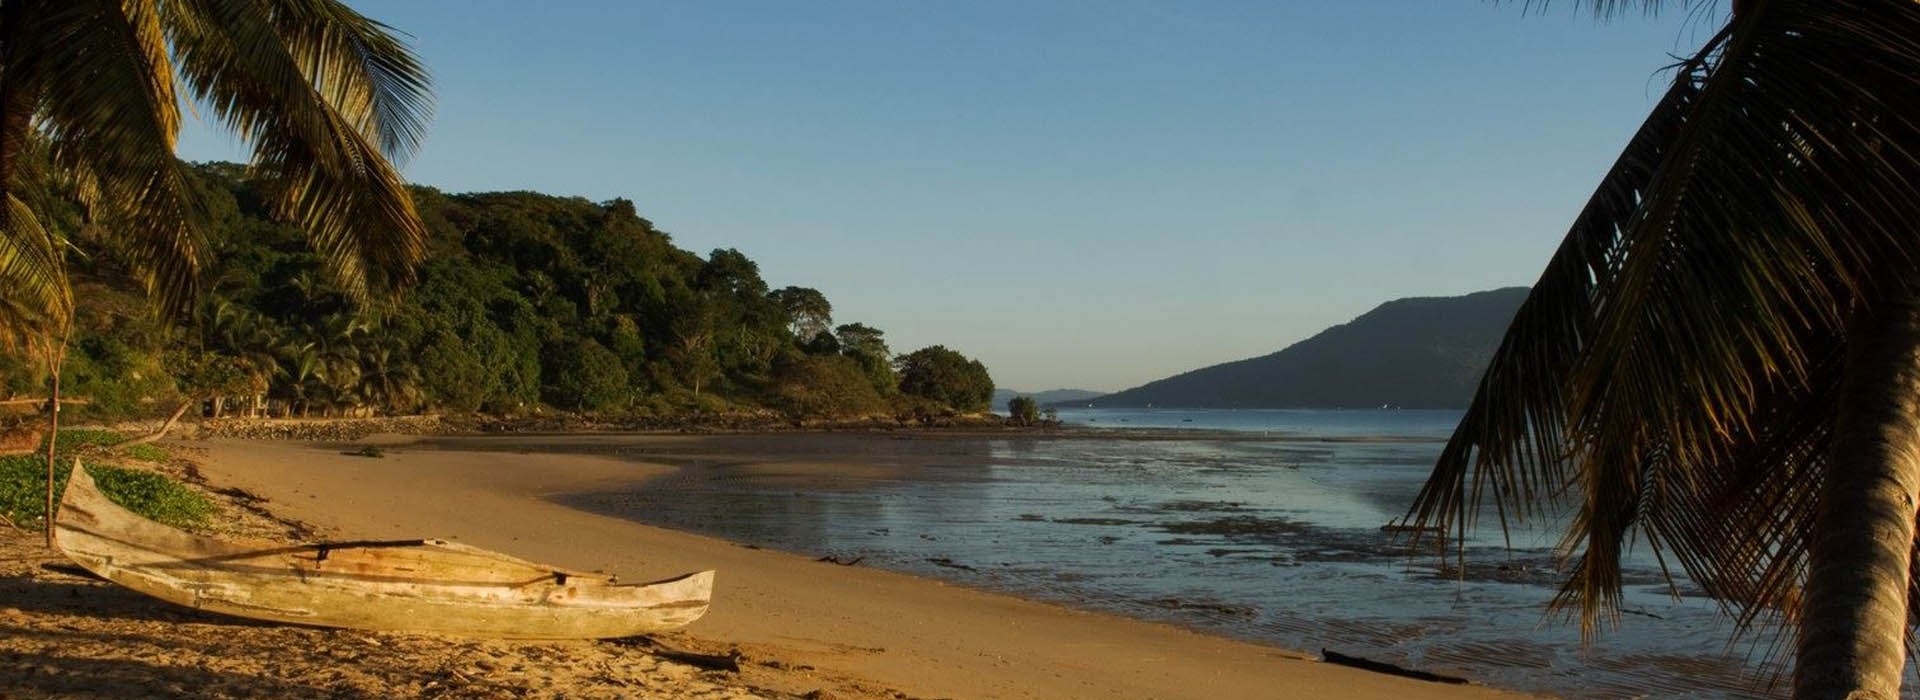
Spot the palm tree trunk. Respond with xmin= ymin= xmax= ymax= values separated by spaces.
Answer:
xmin=1796 ymin=293 xmax=1920 ymax=699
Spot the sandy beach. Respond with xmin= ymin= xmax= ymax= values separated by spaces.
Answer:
xmin=136 ymin=433 xmax=1525 ymax=700
xmin=0 ymin=431 xmax=1537 ymax=698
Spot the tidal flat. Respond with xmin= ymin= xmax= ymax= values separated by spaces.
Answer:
xmin=521 ymin=410 xmax=1792 ymax=699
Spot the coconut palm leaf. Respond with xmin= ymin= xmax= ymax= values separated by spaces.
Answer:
xmin=29 ymin=0 xmax=207 ymax=316
xmin=0 ymin=0 xmax=432 ymax=327
xmin=161 ymin=0 xmax=431 ymax=299
xmin=1411 ymin=0 xmax=1920 ymax=656
xmin=0 ymin=194 xmax=69 ymax=350
xmin=1405 ymin=48 xmax=1711 ymax=552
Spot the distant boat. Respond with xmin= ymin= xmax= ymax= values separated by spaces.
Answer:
xmin=53 ymin=462 xmax=713 ymax=638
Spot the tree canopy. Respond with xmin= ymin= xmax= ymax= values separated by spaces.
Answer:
xmin=1 ymin=163 xmax=996 ymax=423
xmin=896 ymin=345 xmax=994 ymax=414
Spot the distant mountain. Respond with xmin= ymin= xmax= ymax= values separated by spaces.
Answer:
xmin=1084 ymin=287 xmax=1528 ymax=409
xmin=994 ymin=388 xmax=1106 ymax=412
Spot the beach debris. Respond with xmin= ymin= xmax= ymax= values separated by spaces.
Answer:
xmin=606 ymin=636 xmax=743 ymax=673
xmin=655 ymin=648 xmax=743 ymax=673
xmin=815 ymin=554 xmax=865 ymax=566
xmin=1320 ymin=649 xmax=1470 ymax=685
xmin=342 ymin=445 xmax=387 ymax=458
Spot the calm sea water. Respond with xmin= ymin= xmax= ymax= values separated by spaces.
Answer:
xmin=557 ymin=409 xmax=1850 ymax=699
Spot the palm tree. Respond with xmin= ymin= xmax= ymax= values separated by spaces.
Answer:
xmin=0 ymin=0 xmax=433 ymax=335
xmin=200 ymin=299 xmax=290 ymax=415
xmin=0 ymin=0 xmax=429 ymax=545
xmin=1407 ymin=1 xmax=1920 ymax=697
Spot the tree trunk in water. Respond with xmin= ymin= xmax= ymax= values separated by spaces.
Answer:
xmin=1796 ymin=294 xmax=1920 ymax=699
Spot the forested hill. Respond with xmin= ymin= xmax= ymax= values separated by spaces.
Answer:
xmin=0 ymin=163 xmax=996 ymax=421
xmin=1083 ymin=287 xmax=1528 ymax=409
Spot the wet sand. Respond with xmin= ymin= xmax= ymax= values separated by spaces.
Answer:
xmin=177 ymin=434 xmax=1526 ymax=700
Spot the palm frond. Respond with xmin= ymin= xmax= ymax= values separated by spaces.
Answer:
xmin=1560 ymin=0 xmax=1920 ymax=631
xmin=1515 ymin=0 xmax=1717 ymax=20
xmin=163 ymin=0 xmax=430 ymax=300
xmin=1415 ymin=0 xmax=1920 ymax=642
xmin=1406 ymin=47 xmax=1713 ymax=549
xmin=0 ymin=194 xmax=72 ymax=350
xmin=30 ymin=0 xmax=206 ymax=314
xmin=269 ymin=0 xmax=433 ymax=162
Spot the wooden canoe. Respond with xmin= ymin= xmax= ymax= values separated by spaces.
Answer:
xmin=52 ymin=462 xmax=713 ymax=638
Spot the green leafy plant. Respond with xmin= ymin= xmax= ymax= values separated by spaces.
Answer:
xmin=0 ymin=456 xmax=209 ymax=529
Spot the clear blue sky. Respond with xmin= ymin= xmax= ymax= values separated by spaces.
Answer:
xmin=181 ymin=1 xmax=1718 ymax=393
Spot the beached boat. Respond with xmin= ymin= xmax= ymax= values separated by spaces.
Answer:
xmin=52 ymin=462 xmax=713 ymax=638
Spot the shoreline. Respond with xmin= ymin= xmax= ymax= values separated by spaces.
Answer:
xmin=175 ymin=434 xmax=1522 ymax=700
xmin=176 ymin=413 xmax=1452 ymax=447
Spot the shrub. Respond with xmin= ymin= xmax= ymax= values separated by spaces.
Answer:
xmin=541 ymin=338 xmax=631 ymax=411
xmin=0 ymin=456 xmax=211 ymax=529
xmin=1008 ymin=396 xmax=1039 ymax=426
xmin=895 ymin=346 xmax=994 ymax=413
xmin=770 ymin=355 xmax=885 ymax=419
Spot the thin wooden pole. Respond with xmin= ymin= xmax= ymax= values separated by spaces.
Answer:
xmin=41 ymin=335 xmax=64 ymax=548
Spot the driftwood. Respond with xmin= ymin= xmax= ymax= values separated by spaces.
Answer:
xmin=1320 ymin=649 xmax=1470 ymax=685
xmin=604 ymin=636 xmax=743 ymax=673
xmin=111 ymin=400 xmax=194 ymax=450
xmin=814 ymin=555 xmax=864 ymax=566
xmin=654 ymin=648 xmax=743 ymax=672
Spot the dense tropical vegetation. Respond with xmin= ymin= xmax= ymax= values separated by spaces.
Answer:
xmin=1408 ymin=1 xmax=1920 ymax=697
xmin=0 ymin=162 xmax=996 ymax=423
xmin=0 ymin=0 xmax=437 ymax=351
xmin=0 ymin=0 xmax=442 ymax=545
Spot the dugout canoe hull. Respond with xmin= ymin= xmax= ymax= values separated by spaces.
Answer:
xmin=52 ymin=462 xmax=712 ymax=638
